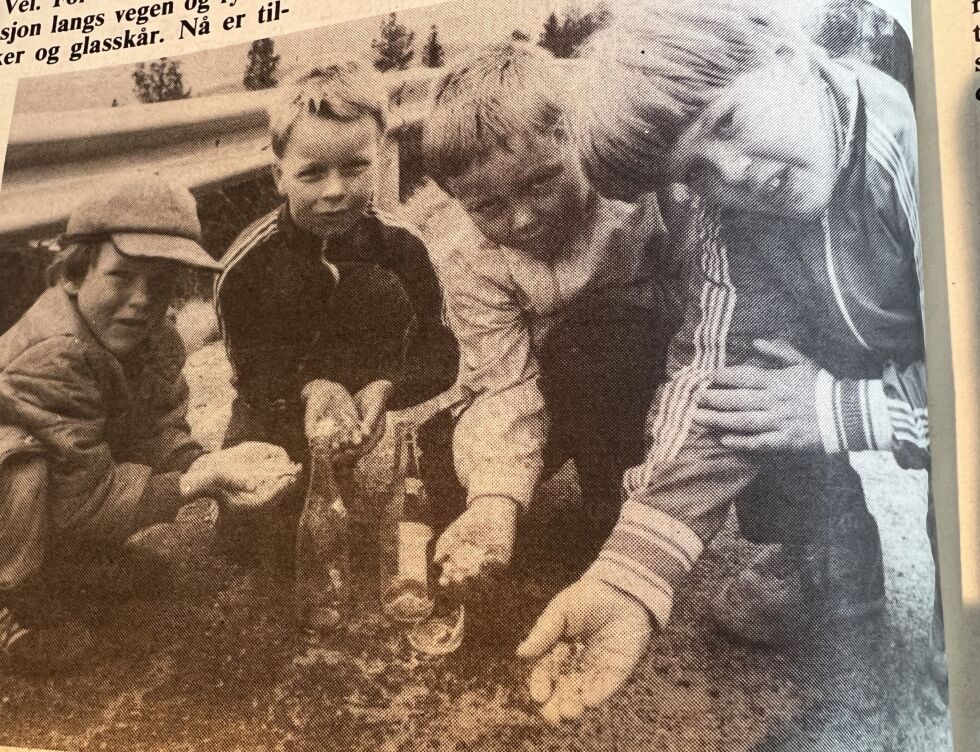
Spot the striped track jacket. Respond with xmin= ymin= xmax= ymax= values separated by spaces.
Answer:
xmin=591 ymin=58 xmax=928 ymax=625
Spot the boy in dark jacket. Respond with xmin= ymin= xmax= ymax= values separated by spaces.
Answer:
xmin=215 ymin=62 xmax=461 ymax=569
xmin=0 ymin=174 xmax=299 ymax=674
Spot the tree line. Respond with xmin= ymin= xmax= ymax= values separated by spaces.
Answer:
xmin=130 ymin=3 xmax=611 ymax=104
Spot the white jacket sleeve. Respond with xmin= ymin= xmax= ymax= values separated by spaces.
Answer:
xmin=438 ymin=248 xmax=547 ymax=511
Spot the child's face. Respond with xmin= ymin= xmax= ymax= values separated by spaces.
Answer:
xmin=66 ymin=241 xmax=177 ymax=358
xmin=665 ymin=58 xmax=839 ymax=220
xmin=445 ymin=128 xmax=592 ymax=260
xmin=274 ymin=113 xmax=379 ymax=241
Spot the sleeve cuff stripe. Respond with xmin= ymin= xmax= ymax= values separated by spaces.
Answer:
xmin=839 ymin=381 xmax=869 ymax=451
xmin=859 ymin=380 xmax=877 ymax=451
xmin=619 ymin=504 xmax=704 ymax=561
xmin=591 ymin=554 xmax=675 ymax=624
xmin=605 ymin=531 xmax=692 ymax=586
xmin=832 ymin=380 xmax=849 ymax=452
xmin=616 ymin=521 xmax=697 ymax=569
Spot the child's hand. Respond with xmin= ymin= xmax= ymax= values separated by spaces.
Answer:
xmin=694 ymin=339 xmax=823 ymax=452
xmin=516 ymin=577 xmax=652 ymax=724
xmin=353 ymin=379 xmax=394 ymax=458
xmin=434 ymin=496 xmax=519 ymax=586
xmin=181 ymin=442 xmax=301 ymax=510
xmin=303 ymin=379 xmax=363 ymax=449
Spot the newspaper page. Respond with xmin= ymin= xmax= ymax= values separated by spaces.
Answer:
xmin=0 ymin=0 xmax=953 ymax=750
xmin=911 ymin=2 xmax=980 ymax=751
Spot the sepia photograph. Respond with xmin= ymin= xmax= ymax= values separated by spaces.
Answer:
xmin=0 ymin=0 xmax=949 ymax=749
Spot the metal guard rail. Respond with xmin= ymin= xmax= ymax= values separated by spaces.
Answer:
xmin=0 ymin=66 xmax=438 ymax=242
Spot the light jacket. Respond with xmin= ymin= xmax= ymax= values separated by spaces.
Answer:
xmin=0 ymin=286 xmax=202 ymax=545
xmin=425 ymin=189 xmax=672 ymax=509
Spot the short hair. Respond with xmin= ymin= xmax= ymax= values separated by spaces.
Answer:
xmin=422 ymin=42 xmax=569 ymax=188
xmin=577 ymin=0 xmax=815 ymax=199
xmin=47 ymin=237 xmax=104 ymax=286
xmin=269 ymin=61 xmax=388 ymax=159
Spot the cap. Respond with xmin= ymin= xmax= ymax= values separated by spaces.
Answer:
xmin=63 ymin=173 xmax=221 ymax=272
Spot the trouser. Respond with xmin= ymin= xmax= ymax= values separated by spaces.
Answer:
xmin=926 ymin=485 xmax=945 ymax=648
xmin=0 ymin=437 xmax=48 ymax=593
xmin=0 ymin=432 xmax=172 ymax=623
xmin=538 ymin=301 xmax=670 ymax=559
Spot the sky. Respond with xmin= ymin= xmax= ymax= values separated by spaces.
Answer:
xmin=13 ymin=0 xmax=570 ymax=112
xmin=12 ymin=0 xmax=911 ymax=114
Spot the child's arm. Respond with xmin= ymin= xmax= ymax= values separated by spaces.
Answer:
xmin=439 ymin=248 xmax=546 ymax=516
xmin=0 ymin=338 xmax=192 ymax=543
xmin=814 ymin=358 xmax=929 ymax=470
xmin=215 ymin=270 xmax=303 ymax=448
xmin=130 ymin=323 xmax=205 ymax=473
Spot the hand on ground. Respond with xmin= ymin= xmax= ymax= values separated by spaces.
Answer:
xmin=517 ymin=578 xmax=652 ymax=724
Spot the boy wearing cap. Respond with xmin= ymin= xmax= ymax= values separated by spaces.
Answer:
xmin=0 ymin=174 xmax=298 ymax=674
xmin=215 ymin=62 xmax=461 ymax=569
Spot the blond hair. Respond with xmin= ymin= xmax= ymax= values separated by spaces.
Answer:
xmin=422 ymin=42 xmax=569 ymax=188
xmin=269 ymin=61 xmax=388 ymax=158
xmin=577 ymin=0 xmax=815 ymax=199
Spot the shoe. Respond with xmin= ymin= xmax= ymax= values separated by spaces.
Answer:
xmin=712 ymin=513 xmax=886 ymax=647
xmin=0 ymin=606 xmax=93 ymax=675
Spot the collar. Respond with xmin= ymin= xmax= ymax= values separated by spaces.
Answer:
xmin=31 ymin=286 xmax=103 ymax=349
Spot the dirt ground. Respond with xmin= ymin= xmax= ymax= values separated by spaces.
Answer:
xmin=0 ymin=338 xmax=952 ymax=752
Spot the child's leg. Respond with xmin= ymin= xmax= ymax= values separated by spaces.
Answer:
xmin=0 ymin=451 xmax=48 ymax=595
xmin=926 ymin=484 xmax=948 ymax=690
xmin=539 ymin=301 xmax=669 ymax=562
xmin=0 ymin=445 xmax=96 ymax=675
xmin=720 ymin=455 xmax=885 ymax=642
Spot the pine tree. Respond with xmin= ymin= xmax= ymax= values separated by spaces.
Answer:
xmin=244 ymin=38 xmax=280 ymax=90
xmin=538 ymin=4 xmax=611 ymax=59
xmin=422 ymin=25 xmax=445 ymax=68
xmin=538 ymin=13 xmax=564 ymax=57
xmin=133 ymin=58 xmax=191 ymax=103
xmin=372 ymin=13 xmax=416 ymax=72
xmin=816 ymin=0 xmax=863 ymax=57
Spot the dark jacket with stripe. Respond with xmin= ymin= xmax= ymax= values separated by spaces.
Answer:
xmin=215 ymin=204 xmax=459 ymax=460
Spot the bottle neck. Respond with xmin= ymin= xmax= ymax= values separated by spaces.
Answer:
xmin=397 ymin=425 xmax=428 ymax=523
xmin=307 ymin=437 xmax=341 ymax=501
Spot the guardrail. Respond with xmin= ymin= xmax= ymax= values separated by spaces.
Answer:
xmin=0 ymin=66 xmax=438 ymax=242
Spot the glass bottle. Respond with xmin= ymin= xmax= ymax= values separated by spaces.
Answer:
xmin=380 ymin=423 xmax=435 ymax=623
xmin=294 ymin=435 xmax=351 ymax=641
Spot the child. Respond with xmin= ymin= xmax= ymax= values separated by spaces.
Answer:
xmin=517 ymin=0 xmax=931 ymax=723
xmin=215 ymin=62 xmax=461 ymax=569
xmin=0 ymin=173 xmax=298 ymax=675
xmin=419 ymin=42 xmax=675 ymax=583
